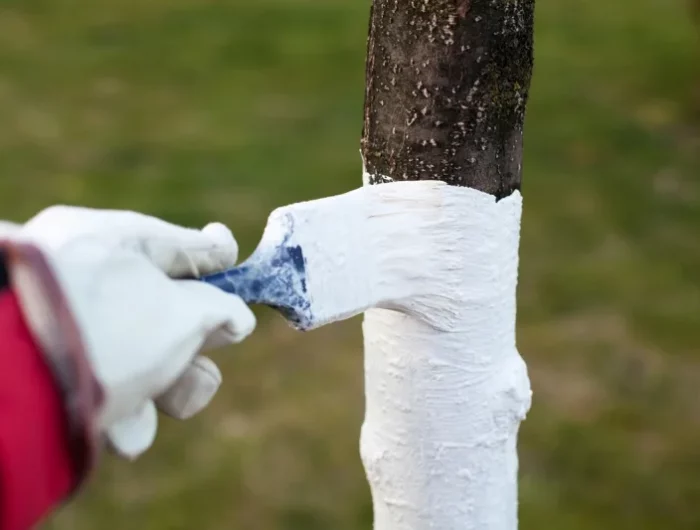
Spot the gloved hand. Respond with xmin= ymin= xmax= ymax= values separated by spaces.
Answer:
xmin=1 ymin=206 xmax=255 ymax=462
xmin=0 ymin=221 xmax=20 ymax=237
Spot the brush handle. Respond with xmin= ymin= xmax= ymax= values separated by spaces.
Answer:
xmin=200 ymin=243 xmax=312 ymax=329
xmin=201 ymin=265 xmax=265 ymax=301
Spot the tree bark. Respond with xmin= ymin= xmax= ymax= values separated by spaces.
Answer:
xmin=361 ymin=0 xmax=535 ymax=198
xmin=358 ymin=3 xmax=534 ymax=528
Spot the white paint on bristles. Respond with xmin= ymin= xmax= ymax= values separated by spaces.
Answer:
xmin=267 ymin=171 xmax=531 ymax=528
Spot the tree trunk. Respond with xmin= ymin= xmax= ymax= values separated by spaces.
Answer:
xmin=358 ymin=2 xmax=534 ymax=529
xmin=361 ymin=0 xmax=534 ymax=198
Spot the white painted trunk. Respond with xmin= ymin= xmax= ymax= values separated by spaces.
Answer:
xmin=359 ymin=173 xmax=532 ymax=530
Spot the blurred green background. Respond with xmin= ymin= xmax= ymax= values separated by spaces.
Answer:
xmin=0 ymin=0 xmax=698 ymax=528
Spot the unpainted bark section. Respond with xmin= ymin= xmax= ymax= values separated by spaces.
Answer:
xmin=361 ymin=0 xmax=535 ymax=198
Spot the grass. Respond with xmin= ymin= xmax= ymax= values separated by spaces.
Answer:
xmin=0 ymin=0 xmax=697 ymax=528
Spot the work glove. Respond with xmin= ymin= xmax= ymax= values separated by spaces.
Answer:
xmin=0 ymin=206 xmax=255 ymax=469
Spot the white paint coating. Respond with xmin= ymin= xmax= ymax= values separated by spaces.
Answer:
xmin=259 ymin=175 xmax=531 ymax=528
xmin=358 ymin=172 xmax=531 ymax=529
xmin=261 ymin=181 xmax=498 ymax=329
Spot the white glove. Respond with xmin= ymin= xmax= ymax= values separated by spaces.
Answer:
xmin=5 ymin=206 xmax=255 ymax=459
xmin=0 ymin=221 xmax=20 ymax=237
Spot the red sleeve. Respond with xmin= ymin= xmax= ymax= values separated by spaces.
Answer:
xmin=0 ymin=289 xmax=76 ymax=530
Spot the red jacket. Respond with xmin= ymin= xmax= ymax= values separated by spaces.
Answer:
xmin=0 ymin=288 xmax=76 ymax=530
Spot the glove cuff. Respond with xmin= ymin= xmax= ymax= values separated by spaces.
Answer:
xmin=0 ymin=240 xmax=104 ymax=496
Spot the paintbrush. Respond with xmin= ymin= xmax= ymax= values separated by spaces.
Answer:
xmin=201 ymin=183 xmax=385 ymax=331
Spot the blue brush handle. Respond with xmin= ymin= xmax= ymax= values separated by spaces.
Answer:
xmin=200 ymin=243 xmax=313 ymax=329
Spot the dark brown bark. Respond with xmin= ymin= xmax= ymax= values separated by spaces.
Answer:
xmin=361 ymin=0 xmax=535 ymax=199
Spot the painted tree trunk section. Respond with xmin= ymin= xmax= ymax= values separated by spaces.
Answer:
xmin=359 ymin=1 xmax=534 ymax=529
